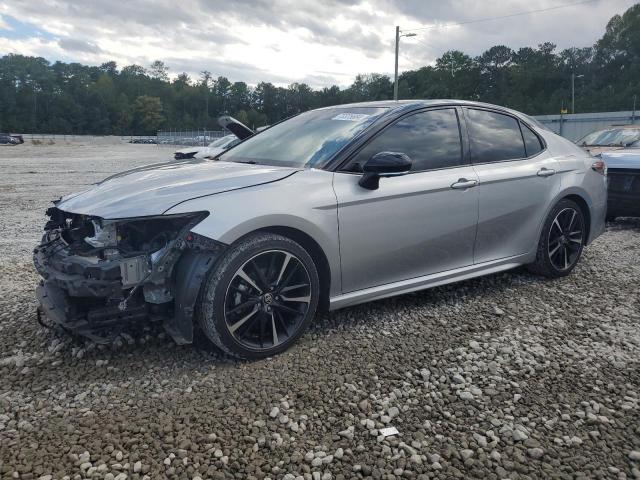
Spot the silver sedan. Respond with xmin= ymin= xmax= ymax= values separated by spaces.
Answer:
xmin=34 ymin=100 xmax=607 ymax=358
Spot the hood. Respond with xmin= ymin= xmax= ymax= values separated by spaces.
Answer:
xmin=57 ymin=159 xmax=298 ymax=219
xmin=218 ymin=115 xmax=254 ymax=139
xmin=602 ymin=150 xmax=640 ymax=170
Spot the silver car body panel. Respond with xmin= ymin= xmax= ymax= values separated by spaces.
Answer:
xmin=56 ymin=159 xmax=298 ymax=219
xmin=333 ymin=167 xmax=479 ymax=293
xmin=329 ymin=254 xmax=529 ymax=310
xmin=471 ymin=152 xmax=561 ymax=264
xmin=165 ymin=168 xmax=343 ymax=296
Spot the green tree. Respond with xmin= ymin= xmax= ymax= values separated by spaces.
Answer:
xmin=133 ymin=95 xmax=164 ymax=133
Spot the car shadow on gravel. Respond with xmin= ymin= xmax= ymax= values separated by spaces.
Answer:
xmin=23 ymin=233 xmax=614 ymax=374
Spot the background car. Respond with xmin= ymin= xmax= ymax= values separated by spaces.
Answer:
xmin=174 ymin=134 xmax=240 ymax=160
xmin=35 ymin=100 xmax=606 ymax=359
xmin=0 ymin=133 xmax=24 ymax=145
xmin=601 ymin=149 xmax=640 ymax=220
xmin=576 ymin=124 xmax=640 ymax=156
xmin=174 ymin=116 xmax=255 ymax=159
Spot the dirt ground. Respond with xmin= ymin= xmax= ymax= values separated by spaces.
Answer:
xmin=0 ymin=141 xmax=639 ymax=480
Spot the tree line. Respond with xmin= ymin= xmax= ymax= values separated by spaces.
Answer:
xmin=1 ymin=4 xmax=638 ymax=135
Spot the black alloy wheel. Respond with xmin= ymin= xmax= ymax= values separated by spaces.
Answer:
xmin=198 ymin=233 xmax=320 ymax=359
xmin=528 ymin=199 xmax=586 ymax=278
xmin=223 ymin=250 xmax=312 ymax=350
xmin=547 ymin=207 xmax=584 ymax=271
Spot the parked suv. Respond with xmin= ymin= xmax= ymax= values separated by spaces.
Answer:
xmin=34 ymin=100 xmax=607 ymax=358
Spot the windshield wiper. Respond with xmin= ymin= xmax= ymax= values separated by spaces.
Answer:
xmin=235 ymin=160 xmax=259 ymax=165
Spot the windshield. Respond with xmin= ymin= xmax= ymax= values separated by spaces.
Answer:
xmin=209 ymin=135 xmax=237 ymax=148
xmin=219 ymin=107 xmax=388 ymax=168
xmin=578 ymin=127 xmax=640 ymax=147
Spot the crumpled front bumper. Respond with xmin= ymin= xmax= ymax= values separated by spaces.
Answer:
xmin=33 ymin=230 xmax=226 ymax=344
xmin=33 ymin=235 xmax=151 ymax=337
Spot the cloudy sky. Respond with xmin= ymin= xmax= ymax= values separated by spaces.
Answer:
xmin=0 ymin=0 xmax=636 ymax=87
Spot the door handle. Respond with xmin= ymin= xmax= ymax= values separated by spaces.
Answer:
xmin=451 ymin=178 xmax=478 ymax=189
xmin=537 ymin=167 xmax=556 ymax=177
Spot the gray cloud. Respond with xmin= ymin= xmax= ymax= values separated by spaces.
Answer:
xmin=58 ymin=37 xmax=103 ymax=54
xmin=1 ymin=0 xmax=637 ymax=87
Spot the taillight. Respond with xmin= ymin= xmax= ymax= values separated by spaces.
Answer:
xmin=591 ymin=160 xmax=607 ymax=176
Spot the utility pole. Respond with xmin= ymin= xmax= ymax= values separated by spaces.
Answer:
xmin=393 ymin=26 xmax=416 ymax=101
xmin=394 ymin=26 xmax=400 ymax=101
xmin=571 ymin=73 xmax=584 ymax=114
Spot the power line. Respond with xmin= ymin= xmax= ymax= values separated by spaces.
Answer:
xmin=401 ymin=0 xmax=597 ymax=34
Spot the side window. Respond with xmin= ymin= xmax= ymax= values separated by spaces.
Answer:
xmin=346 ymin=109 xmax=463 ymax=172
xmin=466 ymin=109 xmax=526 ymax=163
xmin=521 ymin=123 xmax=543 ymax=157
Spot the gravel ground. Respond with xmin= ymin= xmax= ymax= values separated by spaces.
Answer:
xmin=1 ymin=142 xmax=639 ymax=480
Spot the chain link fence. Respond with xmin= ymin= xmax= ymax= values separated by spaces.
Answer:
xmin=156 ymin=130 xmax=226 ymax=147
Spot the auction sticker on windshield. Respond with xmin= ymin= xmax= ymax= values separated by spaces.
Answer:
xmin=331 ymin=113 xmax=371 ymax=121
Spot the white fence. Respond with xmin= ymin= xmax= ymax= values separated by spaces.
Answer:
xmin=533 ymin=110 xmax=638 ymax=142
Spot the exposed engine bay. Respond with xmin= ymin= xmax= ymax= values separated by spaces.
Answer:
xmin=34 ymin=207 xmax=225 ymax=344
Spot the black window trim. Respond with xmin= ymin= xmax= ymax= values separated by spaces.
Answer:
xmin=461 ymin=106 xmax=547 ymax=166
xmin=336 ymin=106 xmax=470 ymax=175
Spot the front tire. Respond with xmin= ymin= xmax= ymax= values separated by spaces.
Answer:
xmin=527 ymin=199 xmax=586 ymax=278
xmin=197 ymin=233 xmax=320 ymax=359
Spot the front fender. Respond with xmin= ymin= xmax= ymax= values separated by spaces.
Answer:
xmin=165 ymin=169 xmax=342 ymax=295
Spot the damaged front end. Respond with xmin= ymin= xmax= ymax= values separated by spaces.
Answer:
xmin=34 ymin=207 xmax=225 ymax=344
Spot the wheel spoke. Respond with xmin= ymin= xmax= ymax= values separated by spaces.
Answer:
xmin=566 ymin=210 xmax=577 ymax=230
xmin=274 ymin=308 xmax=290 ymax=337
xmin=549 ymin=243 xmax=562 ymax=256
xmin=552 ymin=218 xmax=563 ymax=233
xmin=273 ymin=302 xmax=303 ymax=316
xmin=228 ymin=284 xmax=255 ymax=298
xmin=270 ymin=312 xmax=280 ymax=346
xmin=267 ymin=253 xmax=279 ymax=284
xmin=228 ymin=305 xmax=259 ymax=333
xmin=280 ymin=294 xmax=311 ymax=304
xmin=563 ymin=246 xmax=569 ymax=269
xmin=249 ymin=259 xmax=270 ymax=291
xmin=279 ymin=260 xmax=300 ymax=290
xmin=226 ymin=299 xmax=258 ymax=316
xmin=237 ymin=268 xmax=263 ymax=294
xmin=275 ymin=253 xmax=292 ymax=285
xmin=279 ymin=283 xmax=309 ymax=294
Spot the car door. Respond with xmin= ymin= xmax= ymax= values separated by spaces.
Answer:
xmin=333 ymin=107 xmax=480 ymax=293
xmin=463 ymin=108 xmax=561 ymax=264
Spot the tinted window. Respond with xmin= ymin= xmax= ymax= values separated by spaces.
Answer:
xmin=347 ymin=109 xmax=462 ymax=172
xmin=521 ymin=123 xmax=543 ymax=156
xmin=466 ymin=109 xmax=526 ymax=163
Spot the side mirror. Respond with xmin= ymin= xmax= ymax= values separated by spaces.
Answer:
xmin=358 ymin=151 xmax=412 ymax=190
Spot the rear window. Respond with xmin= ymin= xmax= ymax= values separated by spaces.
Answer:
xmin=521 ymin=123 xmax=543 ymax=156
xmin=466 ymin=109 xmax=526 ymax=163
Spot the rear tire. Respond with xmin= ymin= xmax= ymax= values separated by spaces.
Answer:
xmin=197 ymin=232 xmax=320 ymax=359
xmin=527 ymin=199 xmax=585 ymax=278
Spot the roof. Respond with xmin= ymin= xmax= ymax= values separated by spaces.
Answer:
xmin=323 ymin=99 xmax=547 ymax=130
